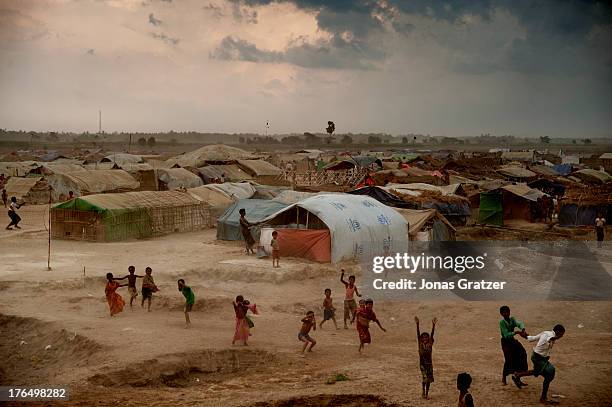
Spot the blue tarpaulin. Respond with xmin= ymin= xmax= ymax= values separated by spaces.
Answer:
xmin=528 ymin=179 xmax=566 ymax=196
xmin=558 ymin=204 xmax=610 ymax=227
xmin=422 ymin=201 xmax=471 ymax=226
xmin=553 ymin=164 xmax=572 ymax=176
xmin=217 ymin=199 xmax=289 ymax=241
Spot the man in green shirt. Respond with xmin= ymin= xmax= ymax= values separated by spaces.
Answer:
xmin=178 ymin=279 xmax=195 ymax=328
xmin=499 ymin=305 xmax=528 ymax=386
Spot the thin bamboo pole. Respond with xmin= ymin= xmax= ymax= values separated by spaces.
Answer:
xmin=47 ymin=189 xmax=51 ymax=270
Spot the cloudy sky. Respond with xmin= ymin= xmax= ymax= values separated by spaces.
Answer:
xmin=0 ymin=0 xmax=610 ymax=138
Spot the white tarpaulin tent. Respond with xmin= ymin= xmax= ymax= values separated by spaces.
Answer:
xmin=261 ymin=193 xmax=409 ymax=263
xmin=272 ymin=190 xmax=323 ymax=204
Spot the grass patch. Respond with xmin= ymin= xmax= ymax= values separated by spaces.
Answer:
xmin=325 ymin=373 xmax=349 ymax=384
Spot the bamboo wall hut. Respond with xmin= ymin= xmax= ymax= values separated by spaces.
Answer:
xmin=51 ymin=190 xmax=212 ymax=242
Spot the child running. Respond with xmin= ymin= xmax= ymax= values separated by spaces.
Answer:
xmin=271 ymin=230 xmax=280 ymax=268
xmin=351 ymin=299 xmax=366 ymax=323
xmin=232 ymin=295 xmax=258 ymax=345
xmin=105 ymin=273 xmax=127 ymax=317
xmin=319 ymin=288 xmax=338 ymax=329
xmin=6 ymin=196 xmax=23 ymax=230
xmin=177 ymin=279 xmax=195 ymax=328
xmin=116 ymin=266 xmax=143 ymax=309
xmin=415 ymin=316 xmax=437 ymax=399
xmin=457 ymin=372 xmax=475 ymax=407
xmin=298 ymin=311 xmax=317 ymax=354
xmin=141 ymin=267 xmax=158 ymax=312
xmin=340 ymin=269 xmax=361 ymax=329
xmin=355 ymin=298 xmax=386 ymax=353
xmin=513 ymin=324 xmax=566 ymax=405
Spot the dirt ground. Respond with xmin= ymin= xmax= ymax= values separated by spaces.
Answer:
xmin=1 ymin=205 xmax=611 ymax=406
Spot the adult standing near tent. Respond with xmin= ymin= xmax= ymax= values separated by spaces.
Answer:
xmin=6 ymin=196 xmax=23 ymax=230
xmin=239 ymin=208 xmax=256 ymax=255
xmin=2 ymin=188 xmax=7 ymax=207
xmin=499 ymin=306 xmax=528 ymax=387
xmin=595 ymin=215 xmax=606 ymax=248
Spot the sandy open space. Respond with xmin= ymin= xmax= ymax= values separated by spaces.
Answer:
xmin=1 ymin=206 xmax=611 ymax=406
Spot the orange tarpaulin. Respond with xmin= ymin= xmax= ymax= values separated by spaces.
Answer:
xmin=276 ymin=229 xmax=331 ymax=263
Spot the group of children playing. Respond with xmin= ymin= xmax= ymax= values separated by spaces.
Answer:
xmin=104 ymin=266 xmax=159 ymax=317
xmin=103 ymin=266 xmax=566 ymax=405
xmin=298 ymin=273 xmax=565 ymax=405
xmin=104 ymin=268 xmax=260 ymax=342
xmin=105 ymin=266 xmax=199 ymax=328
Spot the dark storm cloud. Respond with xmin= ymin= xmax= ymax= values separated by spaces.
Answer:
xmin=149 ymin=13 xmax=162 ymax=26
xmin=211 ymin=35 xmax=381 ymax=69
xmin=226 ymin=0 xmax=612 ymax=74
xmin=211 ymin=36 xmax=282 ymax=62
xmin=213 ymin=0 xmax=388 ymax=69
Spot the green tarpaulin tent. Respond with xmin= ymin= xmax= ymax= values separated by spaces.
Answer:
xmin=478 ymin=192 xmax=503 ymax=226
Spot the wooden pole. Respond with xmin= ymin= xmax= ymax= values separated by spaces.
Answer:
xmin=47 ymin=189 xmax=51 ymax=270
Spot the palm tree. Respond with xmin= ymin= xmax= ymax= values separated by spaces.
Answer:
xmin=325 ymin=121 xmax=335 ymax=145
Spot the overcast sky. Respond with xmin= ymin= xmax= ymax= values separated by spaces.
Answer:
xmin=0 ymin=0 xmax=610 ymax=138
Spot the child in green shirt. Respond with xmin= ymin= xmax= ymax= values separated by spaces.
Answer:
xmin=178 ymin=279 xmax=195 ymax=328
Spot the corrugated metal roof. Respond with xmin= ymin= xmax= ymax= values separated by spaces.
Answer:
xmin=500 ymin=183 xmax=546 ymax=201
